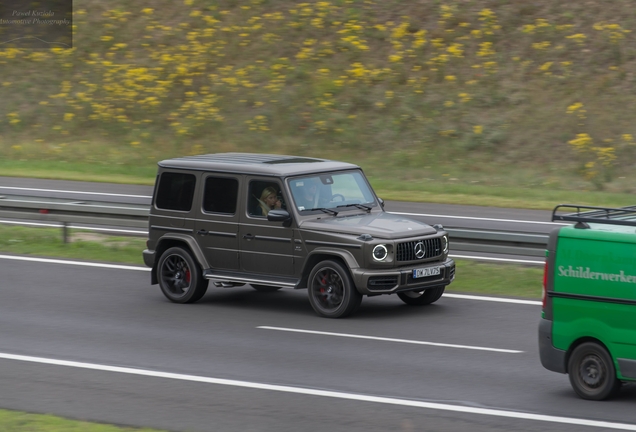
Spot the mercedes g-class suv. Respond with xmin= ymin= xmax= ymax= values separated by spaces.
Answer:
xmin=143 ymin=153 xmax=455 ymax=318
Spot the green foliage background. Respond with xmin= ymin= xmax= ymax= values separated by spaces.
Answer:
xmin=1 ymin=0 xmax=635 ymax=194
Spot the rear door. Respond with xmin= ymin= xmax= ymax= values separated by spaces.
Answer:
xmin=194 ymin=173 xmax=241 ymax=270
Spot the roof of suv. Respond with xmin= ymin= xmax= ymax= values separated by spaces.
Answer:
xmin=158 ymin=152 xmax=360 ymax=176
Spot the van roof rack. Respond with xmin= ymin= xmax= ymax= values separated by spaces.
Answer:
xmin=552 ymin=204 xmax=636 ymax=227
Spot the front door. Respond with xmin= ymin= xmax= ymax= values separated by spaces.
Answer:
xmin=239 ymin=178 xmax=294 ymax=276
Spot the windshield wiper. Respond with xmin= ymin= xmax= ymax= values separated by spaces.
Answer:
xmin=307 ymin=207 xmax=338 ymax=216
xmin=336 ymin=203 xmax=372 ymax=213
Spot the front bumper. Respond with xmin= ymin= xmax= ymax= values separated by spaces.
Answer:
xmin=351 ymin=258 xmax=455 ymax=295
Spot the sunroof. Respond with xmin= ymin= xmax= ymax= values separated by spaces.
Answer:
xmin=263 ymin=157 xmax=322 ymax=164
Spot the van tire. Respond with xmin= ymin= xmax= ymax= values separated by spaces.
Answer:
xmin=568 ymin=342 xmax=621 ymax=400
xmin=397 ymin=286 xmax=445 ymax=305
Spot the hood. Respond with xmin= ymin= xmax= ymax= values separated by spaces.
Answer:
xmin=299 ymin=211 xmax=437 ymax=240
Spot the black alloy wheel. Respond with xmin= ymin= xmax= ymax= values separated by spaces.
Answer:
xmin=307 ymin=260 xmax=362 ymax=318
xmin=157 ymin=247 xmax=208 ymax=304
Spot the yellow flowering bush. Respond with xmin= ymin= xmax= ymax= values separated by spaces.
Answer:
xmin=0 ymin=0 xmax=633 ymax=187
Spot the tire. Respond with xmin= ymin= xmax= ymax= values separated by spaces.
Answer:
xmin=397 ymin=286 xmax=445 ymax=306
xmin=157 ymin=247 xmax=208 ymax=304
xmin=568 ymin=342 xmax=621 ymax=400
xmin=251 ymin=284 xmax=282 ymax=292
xmin=307 ymin=260 xmax=362 ymax=318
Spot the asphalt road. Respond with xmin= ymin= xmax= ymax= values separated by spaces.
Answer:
xmin=1 ymin=256 xmax=635 ymax=432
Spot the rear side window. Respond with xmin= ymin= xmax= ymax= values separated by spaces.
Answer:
xmin=155 ymin=172 xmax=196 ymax=211
xmin=203 ymin=176 xmax=239 ymax=214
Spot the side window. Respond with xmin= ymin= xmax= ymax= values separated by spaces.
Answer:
xmin=248 ymin=180 xmax=286 ymax=217
xmin=155 ymin=172 xmax=196 ymax=212
xmin=203 ymin=176 xmax=239 ymax=214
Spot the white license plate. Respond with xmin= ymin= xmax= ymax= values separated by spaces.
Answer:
xmin=413 ymin=267 xmax=441 ymax=278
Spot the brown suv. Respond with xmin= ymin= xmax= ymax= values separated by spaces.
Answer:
xmin=143 ymin=153 xmax=455 ymax=318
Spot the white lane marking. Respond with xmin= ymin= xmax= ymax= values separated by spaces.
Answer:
xmin=450 ymin=254 xmax=544 ymax=265
xmin=257 ymin=326 xmax=522 ymax=353
xmin=0 ymin=254 xmax=149 ymax=271
xmin=0 ymin=186 xmax=150 ymax=199
xmin=1 ymin=352 xmax=634 ymax=430
xmin=390 ymin=211 xmax=569 ymax=226
xmin=444 ymin=294 xmax=541 ymax=306
xmin=0 ymin=219 xmax=147 ymax=235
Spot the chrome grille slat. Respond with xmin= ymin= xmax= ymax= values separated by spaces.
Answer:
xmin=396 ymin=238 xmax=442 ymax=262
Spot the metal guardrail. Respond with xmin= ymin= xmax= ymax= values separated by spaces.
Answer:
xmin=445 ymin=228 xmax=547 ymax=258
xmin=0 ymin=195 xmax=148 ymax=242
xmin=0 ymin=195 xmax=549 ymax=256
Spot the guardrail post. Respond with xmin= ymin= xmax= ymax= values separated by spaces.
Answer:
xmin=62 ymin=222 xmax=69 ymax=244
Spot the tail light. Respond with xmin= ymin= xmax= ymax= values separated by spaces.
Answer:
xmin=542 ymin=260 xmax=548 ymax=310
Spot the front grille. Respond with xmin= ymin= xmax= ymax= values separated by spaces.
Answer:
xmin=368 ymin=276 xmax=399 ymax=291
xmin=396 ymin=237 xmax=442 ymax=262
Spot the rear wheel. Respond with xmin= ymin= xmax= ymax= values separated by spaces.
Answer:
xmin=251 ymin=284 xmax=282 ymax=292
xmin=397 ymin=286 xmax=445 ymax=306
xmin=568 ymin=342 xmax=621 ymax=400
xmin=308 ymin=260 xmax=362 ymax=318
xmin=157 ymin=247 xmax=208 ymax=303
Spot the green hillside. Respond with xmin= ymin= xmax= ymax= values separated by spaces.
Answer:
xmin=1 ymin=0 xmax=635 ymax=201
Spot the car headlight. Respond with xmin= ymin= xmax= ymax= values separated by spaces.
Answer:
xmin=372 ymin=244 xmax=388 ymax=261
xmin=442 ymin=235 xmax=449 ymax=253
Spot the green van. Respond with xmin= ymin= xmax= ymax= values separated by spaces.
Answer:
xmin=539 ymin=204 xmax=636 ymax=400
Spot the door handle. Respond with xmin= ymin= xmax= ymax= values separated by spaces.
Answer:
xmin=243 ymin=233 xmax=255 ymax=240
xmin=197 ymin=229 xmax=208 ymax=236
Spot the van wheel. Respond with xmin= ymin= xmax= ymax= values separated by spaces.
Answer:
xmin=157 ymin=247 xmax=208 ymax=304
xmin=397 ymin=286 xmax=445 ymax=305
xmin=308 ymin=260 xmax=362 ymax=318
xmin=568 ymin=342 xmax=621 ymax=400
xmin=251 ymin=285 xmax=282 ymax=292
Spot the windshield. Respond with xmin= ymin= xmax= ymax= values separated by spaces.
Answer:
xmin=288 ymin=170 xmax=378 ymax=213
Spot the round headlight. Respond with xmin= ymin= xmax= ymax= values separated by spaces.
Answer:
xmin=372 ymin=244 xmax=388 ymax=261
xmin=442 ymin=235 xmax=449 ymax=253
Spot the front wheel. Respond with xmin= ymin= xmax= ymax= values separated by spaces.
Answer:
xmin=308 ymin=260 xmax=362 ymax=318
xmin=568 ymin=342 xmax=621 ymax=400
xmin=157 ymin=247 xmax=208 ymax=304
xmin=397 ymin=286 xmax=445 ymax=306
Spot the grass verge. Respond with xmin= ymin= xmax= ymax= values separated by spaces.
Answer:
xmin=0 ymin=226 xmax=146 ymax=265
xmin=0 ymin=409 xmax=163 ymax=432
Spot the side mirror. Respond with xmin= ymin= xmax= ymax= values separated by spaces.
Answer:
xmin=267 ymin=209 xmax=292 ymax=226
xmin=378 ymin=197 xmax=385 ymax=208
